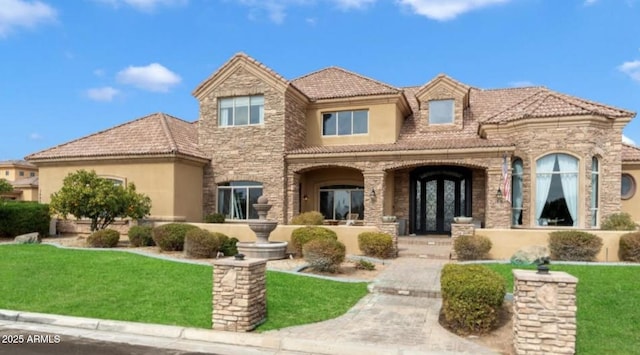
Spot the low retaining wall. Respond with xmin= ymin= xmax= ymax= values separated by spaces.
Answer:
xmin=479 ymin=229 xmax=629 ymax=262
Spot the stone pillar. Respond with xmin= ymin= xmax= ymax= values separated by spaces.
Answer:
xmin=512 ymin=270 xmax=578 ymax=355
xmin=485 ymin=164 xmax=511 ymax=229
xmin=378 ymin=222 xmax=399 ymax=257
xmin=286 ymin=172 xmax=301 ymax=223
xmin=363 ymin=170 xmax=385 ymax=227
xmin=212 ymin=258 xmax=267 ymax=332
xmin=450 ymin=223 xmax=475 ymax=260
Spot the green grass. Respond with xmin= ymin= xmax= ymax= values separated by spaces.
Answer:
xmin=0 ymin=244 xmax=368 ymax=331
xmin=486 ymin=263 xmax=640 ymax=355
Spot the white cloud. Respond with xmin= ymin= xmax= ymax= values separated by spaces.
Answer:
xmin=0 ymin=0 xmax=57 ymax=37
xmin=93 ymin=68 xmax=106 ymax=77
xmin=397 ymin=0 xmax=510 ymax=21
xmin=116 ymin=63 xmax=181 ymax=92
xmin=618 ymin=60 xmax=640 ymax=82
xmin=332 ymin=0 xmax=376 ymax=10
xmin=96 ymin=0 xmax=187 ymax=12
xmin=87 ymin=86 xmax=120 ymax=102
xmin=236 ymin=0 xmax=374 ymax=24
xmin=29 ymin=132 xmax=43 ymax=140
xmin=623 ymin=135 xmax=636 ymax=146
xmin=509 ymin=80 xmax=535 ymax=87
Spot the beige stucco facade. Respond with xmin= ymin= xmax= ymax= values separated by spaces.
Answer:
xmin=0 ymin=160 xmax=38 ymax=201
xmin=622 ymin=163 xmax=640 ymax=222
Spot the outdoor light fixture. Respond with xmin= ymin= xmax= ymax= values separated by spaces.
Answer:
xmin=496 ymin=187 xmax=503 ymax=203
xmin=303 ymin=194 xmax=308 ymax=201
xmin=370 ymin=188 xmax=376 ymax=199
xmin=536 ymin=257 xmax=550 ymax=275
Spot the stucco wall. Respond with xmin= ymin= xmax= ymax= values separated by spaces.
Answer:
xmin=622 ymin=164 xmax=640 ymax=223
xmin=479 ymin=228 xmax=629 ymax=262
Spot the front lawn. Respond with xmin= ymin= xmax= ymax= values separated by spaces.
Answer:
xmin=486 ymin=263 xmax=640 ymax=355
xmin=0 ymin=244 xmax=368 ymax=331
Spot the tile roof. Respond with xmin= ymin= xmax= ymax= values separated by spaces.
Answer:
xmin=292 ymin=67 xmax=400 ymax=100
xmin=623 ymin=143 xmax=640 ymax=162
xmin=11 ymin=176 xmax=38 ymax=187
xmin=474 ymin=87 xmax=635 ymax=123
xmin=26 ymin=113 xmax=207 ymax=161
xmin=0 ymin=160 xmax=36 ymax=168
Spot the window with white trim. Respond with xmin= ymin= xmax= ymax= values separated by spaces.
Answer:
xmin=319 ymin=185 xmax=364 ymax=220
xmin=217 ymin=181 xmax=263 ymax=220
xmin=590 ymin=157 xmax=599 ymax=227
xmin=428 ymin=99 xmax=454 ymax=124
xmin=219 ymin=95 xmax=264 ymax=126
xmin=511 ymin=158 xmax=524 ymax=226
xmin=536 ymin=153 xmax=578 ymax=227
xmin=322 ymin=110 xmax=368 ymax=136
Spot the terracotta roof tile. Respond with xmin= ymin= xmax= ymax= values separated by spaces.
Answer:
xmin=292 ymin=67 xmax=400 ymax=100
xmin=623 ymin=143 xmax=640 ymax=162
xmin=26 ymin=113 xmax=207 ymax=161
xmin=11 ymin=176 xmax=38 ymax=187
xmin=0 ymin=160 xmax=36 ymax=168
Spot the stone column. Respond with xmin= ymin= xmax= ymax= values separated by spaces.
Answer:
xmin=286 ymin=171 xmax=301 ymax=223
xmin=378 ymin=222 xmax=399 ymax=257
xmin=363 ymin=170 xmax=385 ymax=227
xmin=485 ymin=164 xmax=511 ymax=229
xmin=212 ymin=258 xmax=267 ymax=332
xmin=450 ymin=223 xmax=475 ymax=260
xmin=512 ymin=270 xmax=578 ymax=355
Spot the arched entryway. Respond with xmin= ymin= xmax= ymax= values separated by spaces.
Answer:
xmin=410 ymin=166 xmax=472 ymax=235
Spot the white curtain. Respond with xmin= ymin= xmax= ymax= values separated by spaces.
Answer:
xmin=535 ymin=155 xmax=556 ymax=225
xmin=557 ymin=154 xmax=579 ymax=226
xmin=512 ymin=161 xmax=523 ymax=225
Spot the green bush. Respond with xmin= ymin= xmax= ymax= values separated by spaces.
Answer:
xmin=440 ymin=264 xmax=506 ymax=334
xmin=152 ymin=223 xmax=200 ymax=251
xmin=204 ymin=213 xmax=225 ymax=224
xmin=619 ymin=232 xmax=640 ymax=262
xmin=290 ymin=211 xmax=324 ymax=225
xmin=290 ymin=226 xmax=338 ymax=257
xmin=184 ymin=229 xmax=225 ymax=258
xmin=454 ymin=235 xmax=492 ymax=261
xmin=357 ymin=232 xmax=394 ymax=258
xmin=354 ymin=259 xmax=376 ymax=270
xmin=601 ymin=213 xmax=637 ymax=231
xmin=128 ymin=225 xmax=154 ymax=247
xmin=0 ymin=201 xmax=50 ymax=237
xmin=303 ymin=238 xmax=346 ymax=273
xmin=548 ymin=231 xmax=603 ymax=261
xmin=220 ymin=236 xmax=239 ymax=256
xmin=87 ymin=229 xmax=120 ymax=248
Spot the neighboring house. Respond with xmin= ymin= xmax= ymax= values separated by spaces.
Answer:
xmin=27 ymin=53 xmax=640 ymax=234
xmin=0 ymin=160 xmax=38 ymax=201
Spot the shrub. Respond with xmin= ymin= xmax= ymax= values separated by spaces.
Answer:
xmin=548 ymin=231 xmax=603 ymax=261
xmin=184 ymin=229 xmax=225 ymax=258
xmin=354 ymin=259 xmax=376 ymax=270
xmin=619 ymin=232 xmax=640 ymax=262
xmin=220 ymin=236 xmax=239 ymax=256
xmin=601 ymin=212 xmax=637 ymax=231
xmin=290 ymin=226 xmax=337 ymax=257
xmin=204 ymin=213 xmax=225 ymax=224
xmin=152 ymin=223 xmax=200 ymax=251
xmin=0 ymin=201 xmax=50 ymax=237
xmin=453 ymin=234 xmax=492 ymax=261
xmin=128 ymin=225 xmax=154 ymax=247
xmin=290 ymin=211 xmax=324 ymax=225
xmin=87 ymin=229 xmax=120 ymax=248
xmin=358 ymin=232 xmax=394 ymax=258
xmin=303 ymin=238 xmax=346 ymax=273
xmin=440 ymin=264 xmax=506 ymax=334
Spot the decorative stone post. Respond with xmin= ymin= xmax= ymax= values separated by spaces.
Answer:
xmin=450 ymin=222 xmax=474 ymax=260
xmin=512 ymin=270 xmax=578 ymax=355
xmin=212 ymin=257 xmax=267 ymax=332
xmin=363 ymin=170 xmax=385 ymax=227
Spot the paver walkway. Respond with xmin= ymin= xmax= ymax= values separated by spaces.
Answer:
xmin=270 ymin=237 xmax=497 ymax=354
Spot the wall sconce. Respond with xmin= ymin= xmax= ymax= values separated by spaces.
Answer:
xmin=303 ymin=194 xmax=308 ymax=201
xmin=370 ymin=188 xmax=376 ymax=199
xmin=496 ymin=187 xmax=503 ymax=203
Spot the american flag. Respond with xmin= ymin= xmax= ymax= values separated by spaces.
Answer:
xmin=502 ymin=154 xmax=511 ymax=203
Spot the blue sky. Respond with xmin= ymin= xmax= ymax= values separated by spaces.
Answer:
xmin=1 ymin=0 xmax=639 ymax=160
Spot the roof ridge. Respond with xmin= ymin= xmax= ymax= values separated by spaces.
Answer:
xmin=293 ymin=66 xmax=399 ymax=93
xmin=478 ymin=85 xmax=547 ymax=92
xmin=549 ymin=90 xmax=636 ymax=117
xmin=484 ymin=89 xmax=547 ymax=122
xmin=158 ymin=113 xmax=178 ymax=153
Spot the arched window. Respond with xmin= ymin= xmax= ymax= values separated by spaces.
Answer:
xmin=591 ymin=157 xmax=599 ymax=227
xmin=217 ymin=181 xmax=263 ymax=220
xmin=536 ymin=154 xmax=578 ymax=227
xmin=511 ymin=159 xmax=524 ymax=226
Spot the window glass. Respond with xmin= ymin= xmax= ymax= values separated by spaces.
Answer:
xmin=337 ymin=111 xmax=352 ymax=135
xmin=622 ymin=174 xmax=636 ymax=200
xmin=319 ymin=186 xmax=364 ymax=220
xmin=322 ymin=113 xmax=336 ymax=136
xmin=429 ymin=99 xmax=454 ymax=124
xmin=218 ymin=95 xmax=263 ymax=126
xmin=217 ymin=181 xmax=263 ymax=220
xmin=591 ymin=157 xmax=599 ymax=227
xmin=322 ymin=110 xmax=368 ymax=136
xmin=536 ymin=154 xmax=578 ymax=227
xmin=19 ymin=171 xmax=24 ymax=176
xmin=353 ymin=111 xmax=368 ymax=134
xmin=250 ymin=96 xmax=264 ymax=124
xmin=234 ymin=97 xmax=249 ymax=126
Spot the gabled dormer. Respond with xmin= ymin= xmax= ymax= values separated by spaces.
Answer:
xmin=415 ymin=74 xmax=469 ymax=132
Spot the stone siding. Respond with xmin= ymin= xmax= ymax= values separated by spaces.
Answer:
xmin=212 ymin=258 xmax=267 ymax=332
xmin=512 ymin=270 xmax=578 ymax=355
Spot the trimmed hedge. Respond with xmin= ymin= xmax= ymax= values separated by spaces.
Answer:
xmin=152 ymin=223 xmax=200 ymax=251
xmin=548 ymin=231 xmax=602 ymax=261
xmin=290 ymin=226 xmax=337 ymax=257
xmin=358 ymin=232 xmax=394 ymax=258
xmin=0 ymin=201 xmax=50 ymax=237
xmin=440 ymin=264 xmax=506 ymax=334
xmin=302 ymin=238 xmax=346 ymax=273
xmin=128 ymin=225 xmax=154 ymax=247
xmin=453 ymin=234 xmax=492 ymax=261
xmin=184 ymin=229 xmax=226 ymax=258
xmin=601 ymin=212 xmax=637 ymax=231
xmin=619 ymin=232 xmax=640 ymax=262
xmin=87 ymin=229 xmax=120 ymax=248
xmin=290 ymin=211 xmax=324 ymax=226
xmin=204 ymin=213 xmax=225 ymax=224
xmin=220 ymin=236 xmax=239 ymax=256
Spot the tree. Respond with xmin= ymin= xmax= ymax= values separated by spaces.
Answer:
xmin=0 ymin=179 xmax=13 ymax=198
xmin=50 ymin=170 xmax=152 ymax=231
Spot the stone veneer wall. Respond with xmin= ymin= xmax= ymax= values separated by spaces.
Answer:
xmin=512 ymin=270 xmax=578 ymax=355
xmin=211 ymin=258 xmax=267 ymax=332
xmin=379 ymin=222 xmax=399 ymax=256
xmin=450 ymin=223 xmax=475 ymax=259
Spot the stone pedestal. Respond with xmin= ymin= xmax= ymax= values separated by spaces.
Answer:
xmin=512 ymin=270 xmax=578 ymax=355
xmin=450 ymin=223 xmax=475 ymax=259
xmin=212 ymin=258 xmax=267 ymax=332
xmin=379 ymin=222 xmax=399 ymax=257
